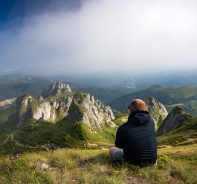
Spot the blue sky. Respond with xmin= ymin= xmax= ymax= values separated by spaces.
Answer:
xmin=0 ymin=0 xmax=197 ymax=76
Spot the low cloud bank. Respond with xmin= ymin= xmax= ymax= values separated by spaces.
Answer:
xmin=1 ymin=0 xmax=197 ymax=75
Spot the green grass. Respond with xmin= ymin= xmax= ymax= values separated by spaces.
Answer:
xmin=0 ymin=106 xmax=197 ymax=183
xmin=0 ymin=144 xmax=197 ymax=184
xmin=0 ymin=116 xmax=116 ymax=154
xmin=13 ymin=119 xmax=85 ymax=148
xmin=0 ymin=105 xmax=15 ymax=124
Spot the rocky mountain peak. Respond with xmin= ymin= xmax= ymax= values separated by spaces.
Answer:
xmin=145 ymin=96 xmax=168 ymax=128
xmin=41 ymin=82 xmax=72 ymax=98
xmin=16 ymin=93 xmax=33 ymax=112
xmin=69 ymin=92 xmax=115 ymax=131
xmin=157 ymin=106 xmax=193 ymax=135
xmin=14 ymin=83 xmax=115 ymax=133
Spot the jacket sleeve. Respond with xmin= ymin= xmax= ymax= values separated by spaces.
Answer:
xmin=115 ymin=126 xmax=125 ymax=149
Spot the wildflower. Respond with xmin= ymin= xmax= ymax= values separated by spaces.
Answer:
xmin=10 ymin=155 xmax=15 ymax=161
xmin=15 ymin=154 xmax=19 ymax=158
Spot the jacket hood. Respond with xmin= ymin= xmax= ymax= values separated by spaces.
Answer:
xmin=128 ymin=110 xmax=150 ymax=125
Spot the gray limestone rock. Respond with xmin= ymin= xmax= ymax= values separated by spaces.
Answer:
xmin=145 ymin=96 xmax=168 ymax=128
xmin=41 ymin=82 xmax=72 ymax=98
xmin=14 ymin=83 xmax=115 ymax=132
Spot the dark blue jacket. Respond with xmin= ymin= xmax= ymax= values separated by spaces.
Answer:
xmin=115 ymin=110 xmax=157 ymax=167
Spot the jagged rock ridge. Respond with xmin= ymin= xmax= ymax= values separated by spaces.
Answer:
xmin=145 ymin=96 xmax=168 ymax=128
xmin=15 ymin=82 xmax=115 ymax=133
xmin=41 ymin=82 xmax=71 ymax=98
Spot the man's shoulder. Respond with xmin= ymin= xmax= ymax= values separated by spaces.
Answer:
xmin=118 ymin=121 xmax=129 ymax=129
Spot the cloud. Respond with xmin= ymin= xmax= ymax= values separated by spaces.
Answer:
xmin=1 ymin=0 xmax=197 ymax=76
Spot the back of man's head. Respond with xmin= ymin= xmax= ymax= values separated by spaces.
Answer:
xmin=130 ymin=99 xmax=146 ymax=111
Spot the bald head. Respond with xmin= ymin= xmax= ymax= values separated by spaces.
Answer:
xmin=130 ymin=99 xmax=146 ymax=111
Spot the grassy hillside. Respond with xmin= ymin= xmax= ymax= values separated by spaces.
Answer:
xmin=0 ymin=145 xmax=197 ymax=184
xmin=0 ymin=108 xmax=197 ymax=183
xmin=1 ymin=117 xmax=115 ymax=152
xmin=0 ymin=114 xmax=118 ymax=155
xmin=0 ymin=112 xmax=128 ymax=155
xmin=0 ymin=105 xmax=15 ymax=124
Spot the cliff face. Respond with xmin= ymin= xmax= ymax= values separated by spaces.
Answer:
xmin=69 ymin=92 xmax=115 ymax=131
xmin=157 ymin=106 xmax=193 ymax=135
xmin=15 ymin=82 xmax=115 ymax=132
xmin=32 ymin=95 xmax=73 ymax=121
xmin=145 ymin=96 xmax=168 ymax=128
xmin=15 ymin=94 xmax=33 ymax=132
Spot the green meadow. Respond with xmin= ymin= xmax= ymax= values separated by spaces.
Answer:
xmin=0 ymin=144 xmax=197 ymax=184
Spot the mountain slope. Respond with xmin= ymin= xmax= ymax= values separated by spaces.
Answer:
xmin=108 ymin=84 xmax=197 ymax=116
xmin=0 ymin=82 xmax=116 ymax=151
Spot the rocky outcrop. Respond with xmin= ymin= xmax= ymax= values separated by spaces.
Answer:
xmin=145 ymin=96 xmax=168 ymax=128
xmin=41 ymin=82 xmax=71 ymax=98
xmin=32 ymin=101 xmax=52 ymax=120
xmin=157 ymin=106 xmax=193 ymax=135
xmin=15 ymin=94 xmax=33 ymax=132
xmin=69 ymin=92 xmax=115 ymax=131
xmin=32 ymin=95 xmax=73 ymax=121
xmin=15 ymin=82 xmax=115 ymax=132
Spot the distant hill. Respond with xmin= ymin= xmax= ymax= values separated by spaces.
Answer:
xmin=65 ymin=82 xmax=135 ymax=104
xmin=160 ymin=71 xmax=197 ymax=86
xmin=108 ymin=84 xmax=197 ymax=116
xmin=0 ymin=74 xmax=52 ymax=101
xmin=0 ymin=73 xmax=136 ymax=104
xmin=43 ymin=70 xmax=197 ymax=88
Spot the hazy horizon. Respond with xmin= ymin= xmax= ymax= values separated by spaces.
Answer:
xmin=1 ymin=0 xmax=197 ymax=76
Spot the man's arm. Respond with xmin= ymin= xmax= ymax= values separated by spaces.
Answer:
xmin=115 ymin=127 xmax=125 ymax=149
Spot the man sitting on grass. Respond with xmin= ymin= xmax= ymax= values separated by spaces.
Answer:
xmin=109 ymin=99 xmax=157 ymax=167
